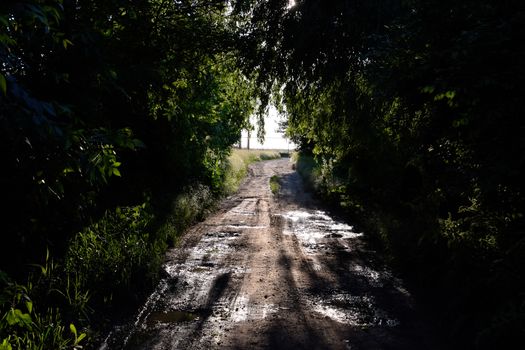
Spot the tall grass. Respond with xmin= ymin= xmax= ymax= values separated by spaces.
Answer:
xmin=223 ymin=149 xmax=280 ymax=194
xmin=0 ymin=252 xmax=89 ymax=350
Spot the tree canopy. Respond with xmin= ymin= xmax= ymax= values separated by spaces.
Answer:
xmin=232 ymin=0 xmax=525 ymax=347
xmin=1 ymin=0 xmax=524 ymax=348
xmin=1 ymin=0 xmax=256 ymax=270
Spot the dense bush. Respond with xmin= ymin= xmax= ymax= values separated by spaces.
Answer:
xmin=236 ymin=0 xmax=525 ymax=347
xmin=1 ymin=0 xmax=256 ymax=348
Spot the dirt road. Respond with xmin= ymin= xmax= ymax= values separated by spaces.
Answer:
xmin=100 ymin=158 xmax=438 ymax=350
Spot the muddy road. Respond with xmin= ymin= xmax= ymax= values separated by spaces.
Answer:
xmin=101 ymin=158 xmax=438 ymax=350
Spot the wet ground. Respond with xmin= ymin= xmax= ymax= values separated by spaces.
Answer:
xmin=100 ymin=158 xmax=439 ymax=350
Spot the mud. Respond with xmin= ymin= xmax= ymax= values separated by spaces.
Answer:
xmin=99 ymin=158 xmax=439 ymax=350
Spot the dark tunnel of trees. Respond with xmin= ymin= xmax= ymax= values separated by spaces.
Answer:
xmin=1 ymin=0 xmax=524 ymax=348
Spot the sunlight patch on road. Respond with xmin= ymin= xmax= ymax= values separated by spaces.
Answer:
xmin=349 ymin=263 xmax=383 ymax=287
xmin=230 ymin=295 xmax=250 ymax=322
xmin=311 ymin=293 xmax=400 ymax=328
xmin=278 ymin=210 xmax=362 ymax=255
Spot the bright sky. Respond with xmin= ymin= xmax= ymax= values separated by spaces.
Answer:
xmin=240 ymin=105 xmax=296 ymax=151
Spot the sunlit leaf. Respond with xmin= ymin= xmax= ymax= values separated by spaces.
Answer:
xmin=70 ymin=323 xmax=77 ymax=337
xmin=25 ymin=301 xmax=33 ymax=314
xmin=63 ymin=38 xmax=73 ymax=49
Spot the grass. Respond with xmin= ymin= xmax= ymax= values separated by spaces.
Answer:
xmin=223 ymin=149 xmax=280 ymax=194
xmin=269 ymin=175 xmax=280 ymax=195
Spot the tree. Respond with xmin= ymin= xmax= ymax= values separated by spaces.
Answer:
xmin=233 ymin=0 xmax=525 ymax=347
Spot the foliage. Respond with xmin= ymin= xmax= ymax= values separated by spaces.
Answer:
xmin=1 ymin=0 xmax=257 ymax=347
xmin=0 ymin=255 xmax=88 ymax=350
xmin=65 ymin=205 xmax=162 ymax=308
xmin=236 ymin=0 xmax=525 ymax=347
xmin=158 ymin=184 xmax=216 ymax=247
xmin=1 ymin=0 xmax=256 ymax=265
xmin=269 ymin=175 xmax=280 ymax=195
xmin=5 ymin=0 xmax=523 ymax=347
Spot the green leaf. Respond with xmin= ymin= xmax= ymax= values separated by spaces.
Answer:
xmin=6 ymin=309 xmax=32 ymax=328
xmin=0 ymin=15 xmax=9 ymax=27
xmin=0 ymin=337 xmax=13 ymax=350
xmin=112 ymin=168 xmax=121 ymax=177
xmin=0 ymin=74 xmax=6 ymax=95
xmin=25 ymin=301 xmax=33 ymax=314
xmin=70 ymin=323 xmax=77 ymax=337
xmin=5 ymin=310 xmax=17 ymax=326
xmin=421 ymin=85 xmax=435 ymax=94
xmin=62 ymin=39 xmax=73 ymax=49
xmin=77 ymin=333 xmax=87 ymax=343
xmin=17 ymin=311 xmax=32 ymax=327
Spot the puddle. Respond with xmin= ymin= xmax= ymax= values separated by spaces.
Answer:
xmin=99 ymin=279 xmax=171 ymax=349
xmin=348 ymin=263 xmax=403 ymax=289
xmin=209 ymin=295 xmax=277 ymax=324
xmin=231 ymin=209 xmax=256 ymax=216
xmin=204 ymin=231 xmax=241 ymax=239
xmin=189 ymin=266 xmax=210 ymax=273
xmin=281 ymin=210 xmax=313 ymax=222
xmin=146 ymin=310 xmax=199 ymax=325
xmin=223 ymin=224 xmax=267 ymax=230
xmin=230 ymin=295 xmax=249 ymax=322
xmin=349 ymin=263 xmax=383 ymax=287
xmin=279 ymin=210 xmax=362 ymax=253
xmin=310 ymin=293 xmax=399 ymax=328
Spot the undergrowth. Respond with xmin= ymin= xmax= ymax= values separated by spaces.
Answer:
xmin=0 ymin=252 xmax=88 ymax=350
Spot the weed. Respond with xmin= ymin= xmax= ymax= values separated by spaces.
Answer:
xmin=0 ymin=262 xmax=88 ymax=350
xmin=270 ymin=175 xmax=281 ymax=195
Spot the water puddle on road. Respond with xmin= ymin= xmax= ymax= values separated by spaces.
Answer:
xmin=98 ymin=210 xmax=250 ymax=349
xmin=206 ymin=294 xmax=278 ymax=324
xmin=279 ymin=209 xmax=404 ymax=330
xmin=231 ymin=209 xmax=256 ymax=216
xmin=310 ymin=293 xmax=400 ymax=328
xmin=278 ymin=210 xmax=362 ymax=255
xmin=204 ymin=231 xmax=241 ymax=239
xmin=146 ymin=310 xmax=199 ymax=325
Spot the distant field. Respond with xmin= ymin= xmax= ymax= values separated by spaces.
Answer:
xmin=234 ymin=148 xmax=292 ymax=158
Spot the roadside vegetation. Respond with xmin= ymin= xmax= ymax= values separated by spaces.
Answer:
xmin=2 ymin=0 xmax=523 ymax=349
xmin=269 ymin=175 xmax=281 ymax=195
xmin=224 ymin=149 xmax=281 ymax=195
xmin=0 ymin=1 xmax=269 ymax=349
xmin=0 ymin=147 xmax=279 ymax=349
xmin=239 ymin=1 xmax=525 ymax=348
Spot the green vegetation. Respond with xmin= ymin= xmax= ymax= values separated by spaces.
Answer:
xmin=0 ymin=1 xmax=258 ymax=348
xmin=2 ymin=0 xmax=524 ymax=348
xmin=224 ymin=149 xmax=281 ymax=194
xmin=269 ymin=175 xmax=281 ymax=195
xmin=235 ymin=1 xmax=525 ymax=348
xmin=0 ymin=155 xmax=269 ymax=349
